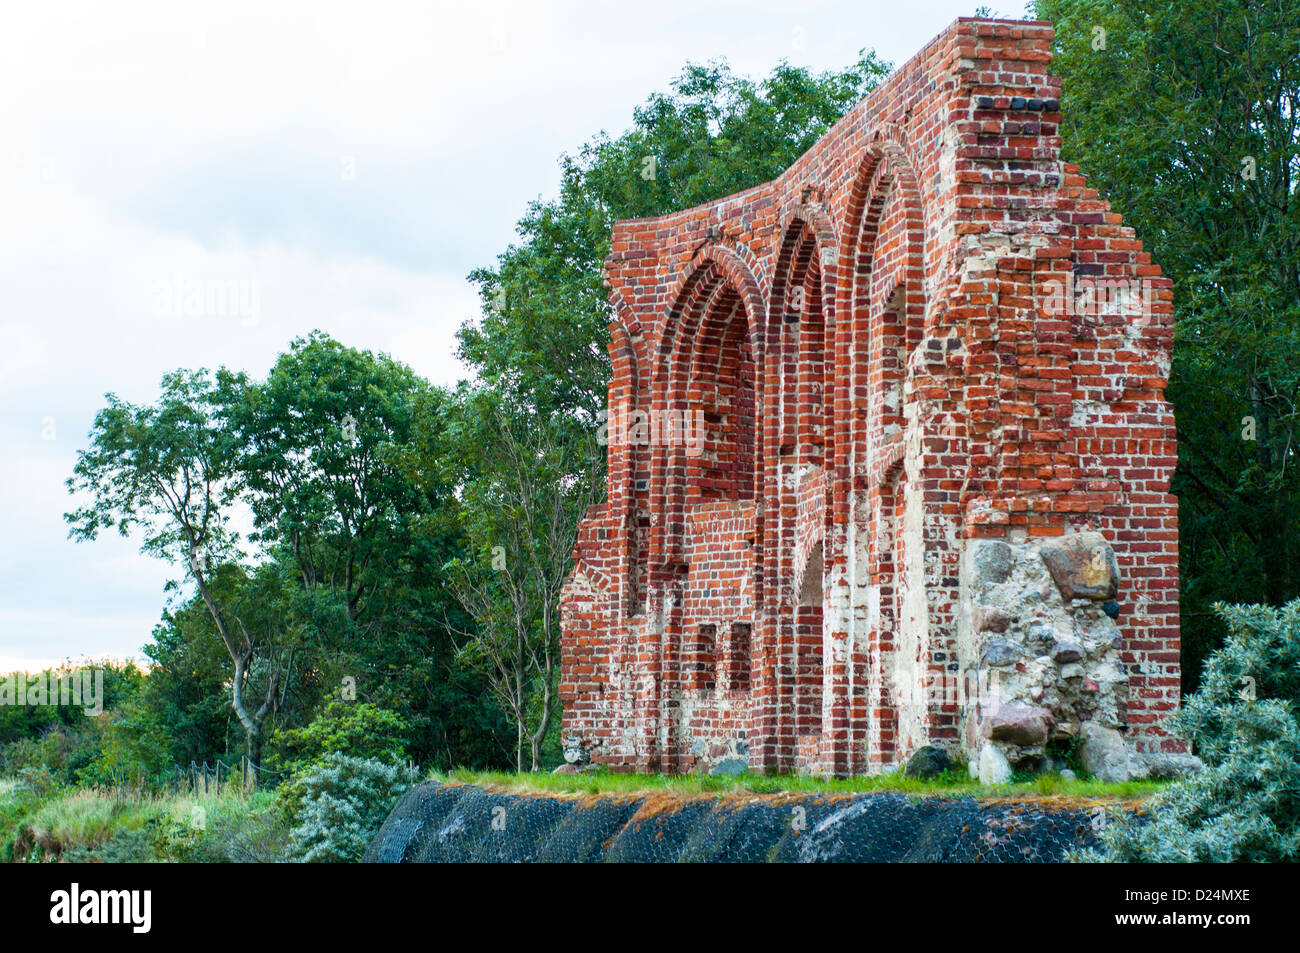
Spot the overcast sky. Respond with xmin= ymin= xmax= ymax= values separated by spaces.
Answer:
xmin=0 ymin=0 xmax=1023 ymax=671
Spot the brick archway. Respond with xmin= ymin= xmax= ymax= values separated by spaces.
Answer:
xmin=562 ymin=18 xmax=1181 ymax=778
xmin=835 ymin=141 xmax=934 ymax=770
xmin=643 ymin=243 xmax=765 ymax=772
xmin=754 ymin=210 xmax=840 ymax=771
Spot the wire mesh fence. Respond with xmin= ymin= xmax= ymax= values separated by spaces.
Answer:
xmin=181 ymin=758 xmax=284 ymax=796
xmin=96 ymin=758 xmax=288 ymax=796
xmin=366 ymin=781 xmax=1128 ymax=863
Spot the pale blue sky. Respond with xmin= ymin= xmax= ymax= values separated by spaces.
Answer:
xmin=0 ymin=0 xmax=1022 ymax=670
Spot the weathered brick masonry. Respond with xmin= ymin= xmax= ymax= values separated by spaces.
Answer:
xmin=560 ymin=18 xmax=1180 ymax=778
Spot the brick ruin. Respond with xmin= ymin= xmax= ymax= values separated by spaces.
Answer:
xmin=559 ymin=18 xmax=1181 ymax=779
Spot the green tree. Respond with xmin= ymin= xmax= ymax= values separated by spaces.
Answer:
xmin=0 ymin=662 xmax=147 ymax=786
xmin=138 ymin=595 xmax=256 ymax=766
xmin=65 ymin=370 xmax=285 ymax=765
xmin=1035 ymin=0 xmax=1300 ymax=685
xmin=228 ymin=332 xmax=428 ymax=621
xmin=414 ymin=386 xmax=601 ymax=772
xmin=227 ymin=334 xmax=512 ymax=769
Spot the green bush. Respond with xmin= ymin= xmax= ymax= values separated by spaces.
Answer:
xmin=1083 ymin=600 xmax=1300 ymax=861
xmin=63 ymin=826 xmax=158 ymax=863
xmin=78 ymin=702 xmax=175 ymax=789
xmin=141 ymin=791 xmax=290 ymax=863
xmin=0 ymin=724 xmax=105 ymax=787
xmin=288 ymin=754 xmax=419 ymax=863
xmin=7 ymin=786 xmax=289 ymax=863
xmin=272 ymin=702 xmax=410 ymax=776
xmin=0 ymin=777 xmax=45 ymax=862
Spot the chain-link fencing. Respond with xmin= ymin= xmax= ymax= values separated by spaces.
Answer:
xmin=366 ymin=781 xmax=1129 ymax=862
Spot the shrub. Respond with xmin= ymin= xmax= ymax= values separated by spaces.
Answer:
xmin=198 ymin=801 xmax=293 ymax=863
xmin=0 ymin=728 xmax=94 ymax=786
xmin=79 ymin=702 xmax=174 ymax=789
xmin=1082 ymin=600 xmax=1300 ymax=861
xmin=288 ymin=754 xmax=419 ymax=863
xmin=145 ymin=791 xmax=291 ymax=862
xmin=0 ymin=777 xmax=45 ymax=862
xmin=64 ymin=826 xmax=158 ymax=863
xmin=273 ymin=702 xmax=410 ymax=776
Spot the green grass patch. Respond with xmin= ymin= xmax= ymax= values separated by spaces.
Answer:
xmin=435 ymin=767 xmax=1166 ymax=802
xmin=6 ymin=783 xmax=286 ymax=862
xmin=17 ymin=787 xmax=172 ymax=858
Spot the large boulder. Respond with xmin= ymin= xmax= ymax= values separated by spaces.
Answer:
xmin=970 ymin=540 xmax=1013 ymax=586
xmin=1038 ymin=532 xmax=1120 ymax=601
xmin=904 ymin=745 xmax=952 ymax=779
xmin=710 ymin=756 xmax=747 ymax=776
xmin=689 ymin=737 xmax=749 ymax=776
xmin=1078 ymin=722 xmax=1150 ymax=782
xmin=1142 ymin=751 xmax=1205 ymax=780
xmin=985 ymin=703 xmax=1054 ymax=746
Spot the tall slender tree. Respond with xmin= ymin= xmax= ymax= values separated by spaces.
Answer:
xmin=65 ymin=369 xmax=284 ymax=765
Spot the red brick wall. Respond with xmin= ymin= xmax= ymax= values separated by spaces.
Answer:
xmin=559 ymin=16 xmax=1181 ymax=776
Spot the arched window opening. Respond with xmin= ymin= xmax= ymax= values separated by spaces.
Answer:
xmin=688 ymin=289 xmax=756 ymax=502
